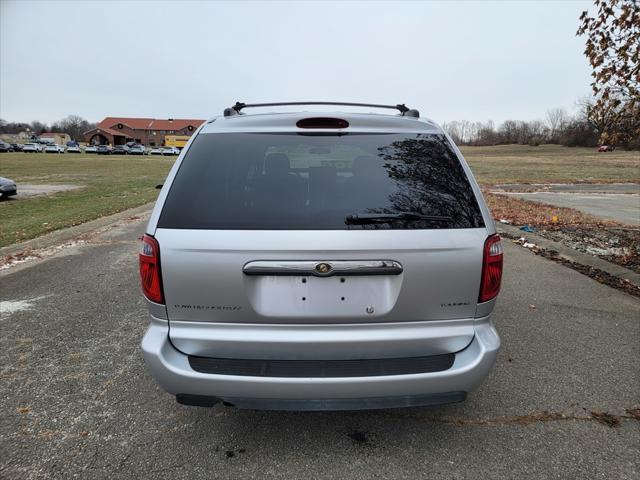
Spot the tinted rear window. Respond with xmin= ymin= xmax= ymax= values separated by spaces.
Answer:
xmin=158 ymin=133 xmax=484 ymax=230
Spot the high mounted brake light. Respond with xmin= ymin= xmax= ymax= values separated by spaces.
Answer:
xmin=479 ymin=234 xmax=503 ymax=303
xmin=139 ymin=234 xmax=164 ymax=304
xmin=296 ymin=117 xmax=349 ymax=129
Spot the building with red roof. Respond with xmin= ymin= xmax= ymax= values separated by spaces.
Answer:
xmin=84 ymin=117 xmax=205 ymax=146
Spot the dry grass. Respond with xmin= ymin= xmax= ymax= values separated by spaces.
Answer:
xmin=0 ymin=152 xmax=173 ymax=247
xmin=461 ymin=144 xmax=640 ymax=185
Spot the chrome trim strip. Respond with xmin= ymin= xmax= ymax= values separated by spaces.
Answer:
xmin=242 ymin=260 xmax=403 ymax=277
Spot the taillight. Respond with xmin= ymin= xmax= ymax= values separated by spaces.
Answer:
xmin=139 ymin=234 xmax=164 ymax=304
xmin=479 ymin=234 xmax=503 ymax=303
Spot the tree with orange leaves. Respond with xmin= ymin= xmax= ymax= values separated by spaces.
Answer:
xmin=577 ymin=0 xmax=639 ymax=147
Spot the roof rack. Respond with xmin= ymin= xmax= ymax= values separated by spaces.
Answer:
xmin=223 ymin=101 xmax=419 ymax=118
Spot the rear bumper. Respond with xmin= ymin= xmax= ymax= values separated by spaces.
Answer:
xmin=141 ymin=317 xmax=500 ymax=410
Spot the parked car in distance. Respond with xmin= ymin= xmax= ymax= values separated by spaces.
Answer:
xmin=96 ymin=145 xmax=111 ymax=155
xmin=10 ymin=143 xmax=23 ymax=152
xmin=161 ymin=146 xmax=180 ymax=156
xmin=149 ymin=147 xmax=163 ymax=155
xmin=85 ymin=145 xmax=97 ymax=153
xmin=597 ymin=145 xmax=615 ymax=152
xmin=0 ymin=176 xmax=17 ymax=199
xmin=112 ymin=146 xmax=128 ymax=155
xmin=140 ymin=101 xmax=503 ymax=411
xmin=44 ymin=144 xmax=63 ymax=154
xmin=128 ymin=144 xmax=146 ymax=155
xmin=67 ymin=145 xmax=81 ymax=153
xmin=22 ymin=143 xmax=42 ymax=153
xmin=0 ymin=141 xmax=10 ymax=152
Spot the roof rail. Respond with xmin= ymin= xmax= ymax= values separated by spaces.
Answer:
xmin=223 ymin=102 xmax=419 ymax=118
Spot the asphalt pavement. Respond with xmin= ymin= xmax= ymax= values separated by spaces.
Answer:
xmin=1 ymin=217 xmax=639 ymax=479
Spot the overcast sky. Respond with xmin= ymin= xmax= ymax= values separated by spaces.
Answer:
xmin=1 ymin=0 xmax=593 ymax=125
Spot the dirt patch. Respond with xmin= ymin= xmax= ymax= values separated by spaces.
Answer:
xmin=10 ymin=184 xmax=83 ymax=198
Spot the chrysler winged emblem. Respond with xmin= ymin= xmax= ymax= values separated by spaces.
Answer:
xmin=315 ymin=262 xmax=332 ymax=275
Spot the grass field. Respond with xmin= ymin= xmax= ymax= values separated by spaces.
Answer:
xmin=0 ymin=145 xmax=638 ymax=247
xmin=0 ymin=153 xmax=173 ymax=247
xmin=461 ymin=144 xmax=639 ymax=185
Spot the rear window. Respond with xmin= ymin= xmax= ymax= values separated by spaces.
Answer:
xmin=158 ymin=133 xmax=484 ymax=230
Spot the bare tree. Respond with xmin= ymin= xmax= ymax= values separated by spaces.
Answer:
xmin=545 ymin=108 xmax=569 ymax=141
xmin=57 ymin=115 xmax=95 ymax=141
xmin=441 ymin=121 xmax=462 ymax=144
xmin=30 ymin=121 xmax=47 ymax=135
xmin=499 ymin=120 xmax=518 ymax=144
xmin=458 ymin=120 xmax=470 ymax=144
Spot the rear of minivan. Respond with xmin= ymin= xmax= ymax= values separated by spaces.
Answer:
xmin=141 ymin=108 xmax=502 ymax=410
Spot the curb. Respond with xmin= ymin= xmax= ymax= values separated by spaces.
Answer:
xmin=0 ymin=202 xmax=154 ymax=259
xmin=496 ymin=223 xmax=640 ymax=288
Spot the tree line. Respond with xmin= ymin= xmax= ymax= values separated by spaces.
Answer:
xmin=0 ymin=115 xmax=96 ymax=142
xmin=2 ymin=106 xmax=634 ymax=149
xmin=440 ymin=100 xmax=626 ymax=148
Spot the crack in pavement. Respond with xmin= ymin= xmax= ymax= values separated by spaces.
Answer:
xmin=389 ymin=408 xmax=640 ymax=428
xmin=7 ymin=408 xmax=639 ymax=441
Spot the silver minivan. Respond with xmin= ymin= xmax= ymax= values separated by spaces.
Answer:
xmin=141 ymin=102 xmax=502 ymax=411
